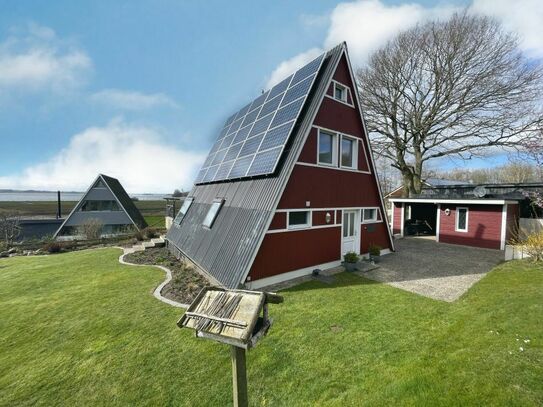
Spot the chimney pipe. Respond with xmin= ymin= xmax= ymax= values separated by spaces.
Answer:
xmin=57 ymin=191 xmax=62 ymax=219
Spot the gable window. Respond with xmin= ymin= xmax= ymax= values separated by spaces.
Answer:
xmin=203 ymin=198 xmax=225 ymax=228
xmin=334 ymin=83 xmax=347 ymax=102
xmin=363 ymin=208 xmax=377 ymax=222
xmin=288 ymin=211 xmax=310 ymax=229
xmin=455 ymin=207 xmax=468 ymax=232
xmin=94 ymin=179 xmax=107 ymax=188
xmin=174 ymin=197 xmax=194 ymax=225
xmin=318 ymin=130 xmax=337 ymax=166
xmin=80 ymin=200 xmax=120 ymax=212
xmin=340 ymin=136 xmax=357 ymax=169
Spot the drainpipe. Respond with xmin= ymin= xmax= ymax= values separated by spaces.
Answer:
xmin=57 ymin=191 xmax=62 ymax=219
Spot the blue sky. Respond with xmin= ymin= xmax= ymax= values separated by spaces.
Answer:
xmin=0 ymin=0 xmax=540 ymax=192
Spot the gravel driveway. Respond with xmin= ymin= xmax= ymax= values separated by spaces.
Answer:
xmin=361 ymin=237 xmax=504 ymax=302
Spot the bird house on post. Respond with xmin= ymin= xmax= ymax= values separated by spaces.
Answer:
xmin=177 ymin=286 xmax=283 ymax=407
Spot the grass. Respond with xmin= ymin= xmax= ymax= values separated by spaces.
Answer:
xmin=0 ymin=250 xmax=542 ymax=406
xmin=143 ymin=215 xmax=165 ymax=229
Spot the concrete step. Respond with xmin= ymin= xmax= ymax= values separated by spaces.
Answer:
xmin=132 ymin=244 xmax=146 ymax=251
xmin=142 ymin=241 xmax=156 ymax=249
xmin=151 ymin=238 xmax=165 ymax=247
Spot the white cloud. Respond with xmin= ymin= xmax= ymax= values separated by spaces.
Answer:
xmin=324 ymin=0 xmax=458 ymax=66
xmin=266 ymin=48 xmax=323 ymax=88
xmin=90 ymin=88 xmax=180 ymax=110
xmin=471 ymin=0 xmax=543 ymax=59
xmin=268 ymin=0 xmax=543 ymax=80
xmin=0 ymin=120 xmax=206 ymax=193
xmin=0 ymin=23 xmax=91 ymax=92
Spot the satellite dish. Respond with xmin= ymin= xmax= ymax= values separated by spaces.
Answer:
xmin=474 ymin=186 xmax=487 ymax=198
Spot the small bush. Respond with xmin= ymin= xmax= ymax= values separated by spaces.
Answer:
xmin=43 ymin=242 xmax=63 ymax=253
xmin=143 ymin=227 xmax=158 ymax=239
xmin=79 ymin=219 xmax=103 ymax=240
xmin=524 ymin=230 xmax=543 ymax=262
xmin=344 ymin=251 xmax=359 ymax=263
xmin=134 ymin=230 xmax=144 ymax=241
xmin=368 ymin=244 xmax=382 ymax=257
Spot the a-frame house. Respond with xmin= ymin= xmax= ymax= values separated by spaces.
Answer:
xmin=54 ymin=174 xmax=147 ymax=239
xmin=167 ymin=42 xmax=393 ymax=289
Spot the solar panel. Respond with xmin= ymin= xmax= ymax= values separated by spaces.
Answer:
xmin=247 ymin=147 xmax=283 ymax=176
xmin=259 ymin=121 xmax=294 ymax=151
xmin=195 ymin=52 xmax=325 ymax=184
xmin=270 ymin=97 xmax=304 ymax=129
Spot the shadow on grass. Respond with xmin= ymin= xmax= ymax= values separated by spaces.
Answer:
xmin=282 ymin=272 xmax=380 ymax=293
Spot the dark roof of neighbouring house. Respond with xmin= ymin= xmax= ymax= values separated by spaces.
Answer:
xmin=100 ymin=174 xmax=148 ymax=229
xmin=396 ymin=182 xmax=543 ymax=201
xmin=167 ymin=43 xmax=354 ymax=288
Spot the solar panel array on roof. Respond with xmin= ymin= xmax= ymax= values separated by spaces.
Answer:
xmin=194 ymin=52 xmax=325 ymax=185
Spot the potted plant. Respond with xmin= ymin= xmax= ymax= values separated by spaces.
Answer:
xmin=343 ymin=251 xmax=359 ymax=272
xmin=368 ymin=244 xmax=382 ymax=263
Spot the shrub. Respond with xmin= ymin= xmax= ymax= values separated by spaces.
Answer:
xmin=134 ymin=230 xmax=144 ymax=241
xmin=524 ymin=230 xmax=543 ymax=262
xmin=43 ymin=242 xmax=63 ymax=253
xmin=79 ymin=219 xmax=103 ymax=240
xmin=344 ymin=251 xmax=359 ymax=263
xmin=368 ymin=244 xmax=382 ymax=257
xmin=143 ymin=227 xmax=158 ymax=239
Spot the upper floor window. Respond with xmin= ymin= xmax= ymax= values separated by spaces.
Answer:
xmin=174 ymin=197 xmax=194 ymax=225
xmin=203 ymin=198 xmax=225 ymax=228
xmin=80 ymin=200 xmax=120 ymax=212
xmin=318 ymin=130 xmax=337 ymax=166
xmin=334 ymin=83 xmax=347 ymax=102
xmin=340 ymin=136 xmax=357 ymax=169
xmin=455 ymin=207 xmax=468 ymax=232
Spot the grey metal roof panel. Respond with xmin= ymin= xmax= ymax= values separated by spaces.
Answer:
xmin=167 ymin=44 xmax=344 ymax=288
xmin=100 ymin=174 xmax=148 ymax=229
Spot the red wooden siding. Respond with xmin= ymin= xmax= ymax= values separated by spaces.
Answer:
xmin=313 ymin=210 xmax=333 ymax=226
xmin=269 ymin=212 xmax=286 ymax=230
xmin=393 ymin=203 xmax=402 ymax=234
xmin=505 ymin=204 xmax=519 ymax=243
xmin=361 ymin=223 xmax=390 ymax=254
xmin=336 ymin=210 xmax=342 ymax=224
xmin=249 ymin=227 xmax=341 ymax=280
xmin=438 ymin=204 xmax=503 ymax=249
xmin=278 ymin=165 xmax=383 ymax=209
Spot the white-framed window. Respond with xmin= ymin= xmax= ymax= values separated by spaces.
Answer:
xmin=287 ymin=210 xmax=311 ymax=229
xmin=174 ymin=197 xmax=194 ymax=225
xmin=203 ymin=198 xmax=225 ymax=228
xmin=318 ymin=130 xmax=338 ymax=166
xmin=455 ymin=207 xmax=468 ymax=232
xmin=334 ymin=83 xmax=347 ymax=102
xmin=363 ymin=208 xmax=377 ymax=223
xmin=340 ymin=135 xmax=357 ymax=169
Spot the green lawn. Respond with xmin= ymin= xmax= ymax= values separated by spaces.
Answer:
xmin=0 ymin=250 xmax=542 ymax=406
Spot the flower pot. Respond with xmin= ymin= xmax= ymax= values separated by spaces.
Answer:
xmin=344 ymin=261 xmax=358 ymax=272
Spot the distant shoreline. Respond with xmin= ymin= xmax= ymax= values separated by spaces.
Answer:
xmin=0 ymin=191 xmax=167 ymax=202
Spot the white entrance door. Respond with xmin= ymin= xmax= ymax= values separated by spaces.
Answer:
xmin=342 ymin=210 xmax=359 ymax=255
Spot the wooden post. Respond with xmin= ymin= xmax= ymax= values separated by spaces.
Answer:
xmin=231 ymin=345 xmax=248 ymax=407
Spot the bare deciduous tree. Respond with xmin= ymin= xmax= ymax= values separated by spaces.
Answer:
xmin=357 ymin=12 xmax=543 ymax=196
xmin=0 ymin=210 xmax=21 ymax=248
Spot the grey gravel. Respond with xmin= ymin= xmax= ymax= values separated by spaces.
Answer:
xmin=360 ymin=237 xmax=503 ymax=302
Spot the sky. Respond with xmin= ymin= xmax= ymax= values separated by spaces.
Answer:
xmin=0 ymin=0 xmax=542 ymax=193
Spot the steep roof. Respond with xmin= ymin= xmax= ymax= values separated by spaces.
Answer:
xmin=99 ymin=174 xmax=147 ymax=229
xmin=167 ymin=43 xmax=358 ymax=288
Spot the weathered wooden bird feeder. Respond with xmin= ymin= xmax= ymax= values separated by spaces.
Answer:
xmin=177 ymin=286 xmax=283 ymax=407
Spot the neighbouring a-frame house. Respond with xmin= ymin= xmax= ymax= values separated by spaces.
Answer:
xmin=166 ymin=42 xmax=394 ymax=289
xmin=54 ymin=174 xmax=147 ymax=239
